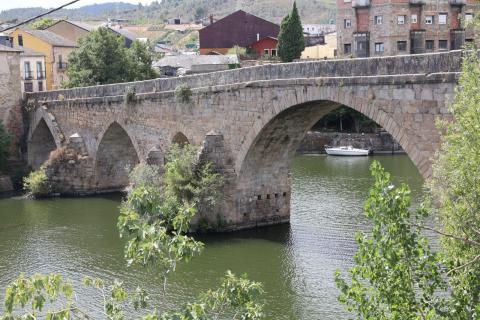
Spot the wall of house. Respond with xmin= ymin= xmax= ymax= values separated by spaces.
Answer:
xmin=20 ymin=55 xmax=47 ymax=93
xmin=250 ymin=38 xmax=278 ymax=56
xmin=52 ymin=46 xmax=74 ymax=90
xmin=46 ymin=22 xmax=89 ymax=43
xmin=10 ymin=30 xmax=54 ymax=90
xmin=301 ymin=33 xmax=337 ymax=59
xmin=0 ymin=50 xmax=22 ymax=160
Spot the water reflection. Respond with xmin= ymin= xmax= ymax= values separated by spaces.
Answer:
xmin=0 ymin=155 xmax=423 ymax=319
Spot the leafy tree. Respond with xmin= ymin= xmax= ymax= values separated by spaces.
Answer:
xmin=65 ymin=27 xmax=158 ymax=88
xmin=31 ymin=18 xmax=55 ymax=30
xmin=118 ymin=144 xmax=223 ymax=288
xmin=335 ymin=161 xmax=447 ymax=319
xmin=277 ymin=1 xmax=305 ymax=63
xmin=429 ymin=25 xmax=480 ymax=318
xmin=0 ymin=120 xmax=11 ymax=172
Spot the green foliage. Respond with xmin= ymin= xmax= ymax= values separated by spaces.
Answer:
xmin=0 ymin=120 xmax=11 ymax=172
xmin=1 ymin=272 xmax=263 ymax=320
xmin=65 ymin=28 xmax=158 ymax=88
xmin=23 ymin=166 xmax=50 ymax=198
xmin=175 ymin=84 xmax=192 ymax=103
xmin=336 ymin=161 xmax=447 ymax=319
xmin=319 ymin=106 xmax=378 ymax=133
xmin=429 ymin=46 xmax=480 ymax=318
xmin=118 ymin=144 xmax=223 ymax=286
xmin=2 ymin=273 xmax=75 ymax=319
xmin=129 ymin=163 xmax=163 ymax=188
xmin=31 ymin=18 xmax=55 ymax=30
xmin=277 ymin=1 xmax=305 ymax=63
xmin=160 ymin=271 xmax=264 ymax=320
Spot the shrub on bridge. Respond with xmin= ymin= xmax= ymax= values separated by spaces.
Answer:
xmin=23 ymin=165 xmax=51 ymax=198
xmin=174 ymin=83 xmax=192 ymax=103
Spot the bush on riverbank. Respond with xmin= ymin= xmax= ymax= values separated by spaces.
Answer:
xmin=23 ymin=166 xmax=50 ymax=198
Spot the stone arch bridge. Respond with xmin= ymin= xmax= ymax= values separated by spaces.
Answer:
xmin=25 ymin=51 xmax=461 ymax=230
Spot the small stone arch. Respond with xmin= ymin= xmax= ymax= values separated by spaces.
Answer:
xmin=171 ymin=132 xmax=190 ymax=146
xmin=94 ymin=122 xmax=140 ymax=191
xmin=146 ymin=146 xmax=165 ymax=166
xmin=27 ymin=118 xmax=60 ymax=170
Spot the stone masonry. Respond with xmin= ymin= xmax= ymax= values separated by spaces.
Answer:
xmin=24 ymin=51 xmax=461 ymax=230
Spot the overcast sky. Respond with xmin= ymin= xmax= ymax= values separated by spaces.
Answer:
xmin=0 ymin=0 xmax=154 ymax=11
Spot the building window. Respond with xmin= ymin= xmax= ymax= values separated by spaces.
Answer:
xmin=344 ymin=19 xmax=352 ymax=28
xmin=397 ymin=15 xmax=406 ymax=25
xmin=344 ymin=43 xmax=352 ymax=54
xmin=38 ymin=81 xmax=44 ymax=92
xmin=374 ymin=16 xmax=383 ymax=25
xmin=411 ymin=14 xmax=418 ymax=23
xmin=425 ymin=15 xmax=434 ymax=25
xmin=24 ymin=82 xmax=33 ymax=93
xmin=397 ymin=41 xmax=407 ymax=52
xmin=36 ymin=61 xmax=43 ymax=79
xmin=465 ymin=13 xmax=474 ymax=23
xmin=466 ymin=38 xmax=474 ymax=43
xmin=439 ymin=13 xmax=447 ymax=25
xmin=24 ymin=61 xmax=32 ymax=79
xmin=271 ymin=49 xmax=277 ymax=56
xmin=18 ymin=35 xmax=23 ymax=46
xmin=375 ymin=42 xmax=384 ymax=53
xmin=264 ymin=49 xmax=270 ymax=56
xmin=426 ymin=40 xmax=434 ymax=51
xmin=439 ymin=40 xmax=448 ymax=50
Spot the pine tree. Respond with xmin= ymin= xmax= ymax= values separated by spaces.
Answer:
xmin=278 ymin=2 xmax=305 ymax=62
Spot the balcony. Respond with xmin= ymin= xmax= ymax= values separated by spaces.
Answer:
xmin=23 ymin=70 xmax=33 ymax=80
xmin=57 ymin=62 xmax=68 ymax=70
xmin=409 ymin=0 xmax=426 ymax=5
xmin=352 ymin=0 xmax=370 ymax=8
xmin=450 ymin=0 xmax=466 ymax=6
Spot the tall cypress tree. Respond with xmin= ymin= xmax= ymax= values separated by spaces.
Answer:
xmin=278 ymin=2 xmax=305 ymax=62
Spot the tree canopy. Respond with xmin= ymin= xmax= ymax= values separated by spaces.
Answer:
xmin=31 ymin=18 xmax=56 ymax=30
xmin=277 ymin=1 xmax=305 ymax=63
xmin=65 ymin=27 xmax=158 ymax=88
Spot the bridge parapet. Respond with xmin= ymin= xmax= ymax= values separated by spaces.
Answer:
xmin=27 ymin=50 xmax=463 ymax=102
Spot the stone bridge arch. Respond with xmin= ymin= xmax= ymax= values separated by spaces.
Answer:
xmin=27 ymin=110 xmax=62 ymax=170
xmin=94 ymin=121 xmax=140 ymax=191
xmin=230 ymin=82 xmax=442 ymax=229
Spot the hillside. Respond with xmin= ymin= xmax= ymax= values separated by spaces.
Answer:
xmin=0 ymin=2 xmax=138 ymax=22
xmin=0 ymin=0 xmax=336 ymax=25
xmin=133 ymin=0 xmax=336 ymax=24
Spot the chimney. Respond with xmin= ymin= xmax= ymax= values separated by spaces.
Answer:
xmin=210 ymin=14 xmax=214 ymax=24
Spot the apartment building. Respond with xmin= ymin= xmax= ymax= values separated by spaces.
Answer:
xmin=337 ymin=0 xmax=479 ymax=57
xmin=18 ymin=47 xmax=47 ymax=93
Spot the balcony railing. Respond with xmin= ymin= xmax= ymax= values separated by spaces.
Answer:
xmin=352 ymin=0 xmax=370 ymax=8
xmin=58 ymin=62 xmax=68 ymax=70
xmin=37 ymin=70 xmax=46 ymax=79
xmin=409 ymin=0 xmax=426 ymax=5
xmin=450 ymin=0 xmax=466 ymax=6
xmin=23 ymin=71 xmax=33 ymax=80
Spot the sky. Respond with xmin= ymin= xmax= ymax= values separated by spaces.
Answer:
xmin=0 ymin=0 xmax=154 ymax=11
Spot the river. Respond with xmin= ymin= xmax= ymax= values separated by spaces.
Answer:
xmin=0 ymin=155 xmax=424 ymax=319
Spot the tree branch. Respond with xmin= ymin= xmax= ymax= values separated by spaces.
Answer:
xmin=447 ymin=255 xmax=480 ymax=276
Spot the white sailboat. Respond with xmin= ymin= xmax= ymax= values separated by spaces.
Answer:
xmin=325 ymin=145 xmax=370 ymax=156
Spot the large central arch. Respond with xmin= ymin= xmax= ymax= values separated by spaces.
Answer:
xmin=232 ymin=98 xmax=418 ymax=228
xmin=94 ymin=122 xmax=140 ymax=191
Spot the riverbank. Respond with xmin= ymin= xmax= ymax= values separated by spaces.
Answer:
xmin=298 ymin=131 xmax=404 ymax=155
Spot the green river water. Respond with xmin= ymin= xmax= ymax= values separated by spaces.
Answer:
xmin=0 ymin=155 xmax=424 ymax=319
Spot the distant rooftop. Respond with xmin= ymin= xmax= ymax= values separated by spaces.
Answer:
xmin=154 ymin=54 xmax=239 ymax=69
xmin=0 ymin=44 xmax=21 ymax=52
xmin=48 ymin=20 xmax=95 ymax=32
xmin=108 ymin=27 xmax=138 ymax=41
xmin=14 ymin=46 xmax=45 ymax=57
xmin=19 ymin=29 xmax=76 ymax=47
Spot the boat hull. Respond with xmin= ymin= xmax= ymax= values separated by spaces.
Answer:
xmin=325 ymin=148 xmax=370 ymax=156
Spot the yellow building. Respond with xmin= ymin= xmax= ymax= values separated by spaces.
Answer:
xmin=301 ymin=32 xmax=337 ymax=60
xmin=10 ymin=28 xmax=76 ymax=90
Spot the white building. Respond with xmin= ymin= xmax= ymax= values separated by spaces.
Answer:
xmin=17 ymin=47 xmax=47 ymax=93
xmin=303 ymin=24 xmax=336 ymax=36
